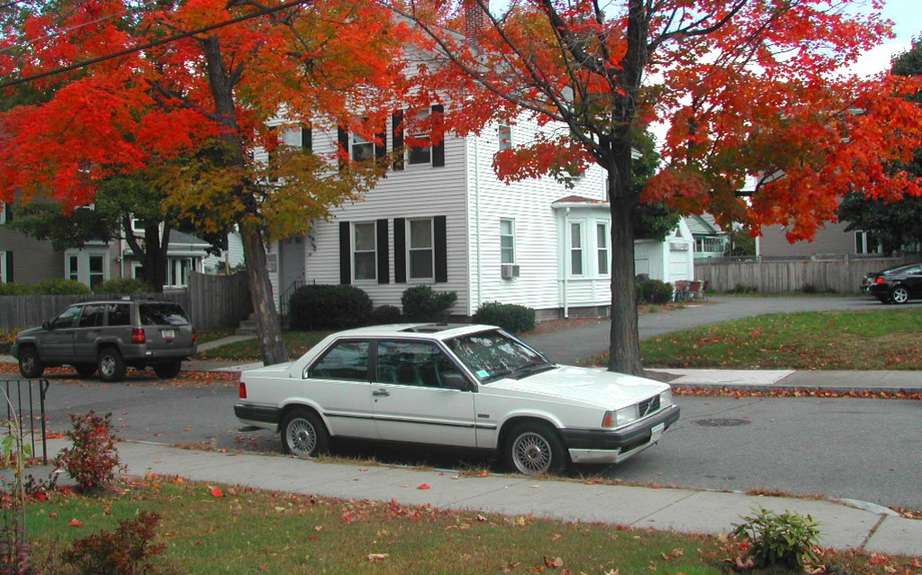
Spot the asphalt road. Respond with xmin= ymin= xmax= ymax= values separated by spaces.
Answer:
xmin=38 ymin=378 xmax=922 ymax=510
xmin=522 ymin=295 xmax=921 ymax=364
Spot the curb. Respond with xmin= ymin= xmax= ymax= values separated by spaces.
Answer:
xmin=670 ymin=383 xmax=922 ymax=394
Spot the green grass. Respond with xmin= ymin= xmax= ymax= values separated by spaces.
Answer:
xmin=193 ymin=328 xmax=236 ymax=345
xmin=194 ymin=330 xmax=330 ymax=361
xmin=630 ymin=308 xmax=922 ymax=370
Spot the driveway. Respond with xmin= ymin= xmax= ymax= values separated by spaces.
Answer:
xmin=521 ymin=295 xmax=913 ymax=365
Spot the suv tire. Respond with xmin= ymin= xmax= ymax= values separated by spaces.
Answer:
xmin=503 ymin=421 xmax=568 ymax=476
xmin=97 ymin=347 xmax=127 ymax=383
xmin=74 ymin=364 xmax=97 ymax=378
xmin=153 ymin=360 xmax=182 ymax=379
xmin=281 ymin=408 xmax=329 ymax=458
xmin=18 ymin=346 xmax=44 ymax=379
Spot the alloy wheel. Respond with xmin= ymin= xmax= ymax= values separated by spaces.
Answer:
xmin=511 ymin=431 xmax=552 ymax=475
xmin=286 ymin=417 xmax=318 ymax=457
xmin=100 ymin=355 xmax=116 ymax=377
xmin=892 ymin=287 xmax=909 ymax=304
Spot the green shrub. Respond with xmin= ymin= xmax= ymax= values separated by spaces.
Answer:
xmin=94 ymin=278 xmax=152 ymax=294
xmin=472 ymin=302 xmax=535 ymax=333
xmin=33 ymin=278 xmax=91 ymax=295
xmin=0 ymin=283 xmax=33 ymax=295
xmin=370 ymin=305 xmax=402 ymax=325
xmin=733 ymin=508 xmax=820 ymax=569
xmin=636 ymin=279 xmax=673 ymax=304
xmin=289 ymin=284 xmax=372 ymax=330
xmin=401 ymin=286 xmax=457 ymax=322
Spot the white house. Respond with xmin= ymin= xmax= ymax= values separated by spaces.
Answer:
xmin=265 ymin=114 xmax=694 ymax=321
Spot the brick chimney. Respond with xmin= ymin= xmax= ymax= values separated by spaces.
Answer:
xmin=464 ymin=0 xmax=486 ymax=45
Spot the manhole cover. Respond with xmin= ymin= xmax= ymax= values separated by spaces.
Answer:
xmin=694 ymin=418 xmax=750 ymax=427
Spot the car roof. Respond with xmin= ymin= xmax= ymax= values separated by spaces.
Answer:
xmin=334 ymin=323 xmax=500 ymax=340
xmin=882 ymin=262 xmax=921 ymax=274
xmin=72 ymin=299 xmax=182 ymax=306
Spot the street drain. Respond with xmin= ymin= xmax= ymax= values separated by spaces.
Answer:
xmin=694 ymin=418 xmax=750 ymax=427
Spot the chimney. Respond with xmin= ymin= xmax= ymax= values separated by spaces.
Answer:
xmin=464 ymin=0 xmax=486 ymax=45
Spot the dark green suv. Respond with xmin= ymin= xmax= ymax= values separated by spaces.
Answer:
xmin=12 ymin=300 xmax=197 ymax=382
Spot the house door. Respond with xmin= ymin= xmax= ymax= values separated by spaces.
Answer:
xmin=278 ymin=237 xmax=306 ymax=297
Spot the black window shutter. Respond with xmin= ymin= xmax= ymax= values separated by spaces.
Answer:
xmin=4 ymin=251 xmax=12 ymax=283
xmin=301 ymin=125 xmax=312 ymax=152
xmin=392 ymin=110 xmax=404 ymax=170
xmin=434 ymin=215 xmax=447 ymax=282
xmin=431 ymin=104 xmax=445 ymax=167
xmin=375 ymin=123 xmax=386 ymax=163
xmin=393 ymin=218 xmax=406 ymax=283
xmin=3 ymin=203 xmax=11 ymax=223
xmin=376 ymin=219 xmax=389 ymax=284
xmin=337 ymin=126 xmax=349 ymax=169
xmin=339 ymin=222 xmax=351 ymax=285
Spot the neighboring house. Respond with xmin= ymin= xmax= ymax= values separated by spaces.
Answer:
xmin=634 ymin=218 xmax=695 ymax=284
xmin=0 ymin=201 xmax=64 ymax=284
xmin=686 ymin=213 xmax=729 ymax=259
xmin=266 ymin=117 xmax=694 ymax=320
xmin=203 ymin=230 xmax=245 ymax=274
xmin=757 ymin=221 xmax=883 ymax=258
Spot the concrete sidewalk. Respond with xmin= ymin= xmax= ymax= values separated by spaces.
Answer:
xmin=40 ymin=439 xmax=922 ymax=556
xmin=653 ymin=369 xmax=922 ymax=393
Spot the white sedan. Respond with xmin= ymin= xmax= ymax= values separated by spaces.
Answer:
xmin=235 ymin=324 xmax=679 ymax=475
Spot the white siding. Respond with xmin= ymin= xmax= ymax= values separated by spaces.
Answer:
xmin=466 ymin=118 xmax=608 ymax=315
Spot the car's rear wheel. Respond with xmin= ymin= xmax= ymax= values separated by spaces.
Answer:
xmin=890 ymin=286 xmax=910 ymax=304
xmin=153 ymin=360 xmax=182 ymax=379
xmin=18 ymin=347 xmax=44 ymax=379
xmin=504 ymin=422 xmax=568 ymax=476
xmin=281 ymin=408 xmax=329 ymax=458
xmin=97 ymin=347 xmax=126 ymax=383
xmin=74 ymin=364 xmax=97 ymax=378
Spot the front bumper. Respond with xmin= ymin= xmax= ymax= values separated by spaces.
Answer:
xmin=562 ymin=404 xmax=680 ymax=465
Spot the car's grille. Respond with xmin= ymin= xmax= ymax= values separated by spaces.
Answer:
xmin=638 ymin=395 xmax=661 ymax=418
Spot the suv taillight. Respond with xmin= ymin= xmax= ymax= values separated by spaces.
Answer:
xmin=875 ymin=276 xmax=886 ymax=285
xmin=239 ymin=382 xmax=247 ymax=399
xmin=131 ymin=328 xmax=146 ymax=344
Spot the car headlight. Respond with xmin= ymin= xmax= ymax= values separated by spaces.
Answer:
xmin=602 ymin=405 xmax=639 ymax=429
xmin=660 ymin=389 xmax=673 ymax=407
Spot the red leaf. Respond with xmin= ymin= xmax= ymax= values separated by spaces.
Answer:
xmin=417 ymin=483 xmax=431 ymax=490
xmin=209 ymin=486 xmax=224 ymax=498
xmin=68 ymin=518 xmax=83 ymax=528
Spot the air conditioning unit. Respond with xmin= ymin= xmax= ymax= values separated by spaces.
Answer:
xmin=501 ymin=264 xmax=520 ymax=279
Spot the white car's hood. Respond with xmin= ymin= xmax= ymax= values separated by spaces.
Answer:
xmin=486 ymin=365 xmax=668 ymax=410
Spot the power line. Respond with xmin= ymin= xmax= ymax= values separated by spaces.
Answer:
xmin=0 ymin=0 xmax=309 ymax=89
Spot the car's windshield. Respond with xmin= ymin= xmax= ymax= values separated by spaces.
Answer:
xmin=446 ymin=330 xmax=551 ymax=383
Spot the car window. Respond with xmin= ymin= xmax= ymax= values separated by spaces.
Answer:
xmin=376 ymin=340 xmax=466 ymax=388
xmin=447 ymin=330 xmax=548 ymax=383
xmin=51 ymin=306 xmax=81 ymax=329
xmin=78 ymin=304 xmax=105 ymax=328
xmin=309 ymin=340 xmax=370 ymax=381
xmin=139 ymin=303 xmax=189 ymax=326
xmin=106 ymin=303 xmax=131 ymax=326
xmin=905 ymin=265 xmax=922 ymax=275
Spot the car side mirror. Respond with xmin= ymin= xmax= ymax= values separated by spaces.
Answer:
xmin=442 ymin=373 xmax=470 ymax=392
xmin=42 ymin=320 xmax=52 ymax=330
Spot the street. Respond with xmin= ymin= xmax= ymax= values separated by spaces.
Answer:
xmin=39 ymin=377 xmax=922 ymax=510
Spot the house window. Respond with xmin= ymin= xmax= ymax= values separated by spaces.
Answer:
xmin=131 ymin=217 xmax=143 ymax=232
xmin=570 ymin=222 xmax=584 ymax=276
xmin=408 ymin=218 xmax=434 ymax=280
xmin=168 ymin=257 xmax=195 ymax=288
xmin=498 ymin=125 xmax=512 ymax=151
xmin=695 ymin=236 xmax=724 ymax=254
xmin=854 ymin=231 xmax=882 ymax=255
xmin=407 ymin=109 xmax=431 ymax=165
xmin=132 ymin=262 xmax=145 ymax=281
xmin=89 ymin=255 xmax=105 ymax=290
xmin=351 ymin=133 xmax=374 ymax=162
xmin=352 ymin=222 xmax=377 ymax=281
xmin=0 ymin=251 xmax=7 ymax=283
xmin=500 ymin=219 xmax=515 ymax=264
xmin=597 ymin=222 xmax=609 ymax=275
xmin=0 ymin=202 xmax=7 ymax=225
xmin=68 ymin=256 xmax=79 ymax=281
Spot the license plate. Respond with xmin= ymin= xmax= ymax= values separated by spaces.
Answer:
xmin=650 ymin=422 xmax=665 ymax=443
xmin=161 ymin=329 xmax=175 ymax=340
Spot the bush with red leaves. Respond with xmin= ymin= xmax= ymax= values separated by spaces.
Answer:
xmin=61 ymin=511 xmax=176 ymax=575
xmin=54 ymin=412 xmax=120 ymax=493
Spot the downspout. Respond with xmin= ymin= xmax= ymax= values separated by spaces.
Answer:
xmin=563 ymin=207 xmax=570 ymax=319
xmin=474 ymin=135 xmax=482 ymax=313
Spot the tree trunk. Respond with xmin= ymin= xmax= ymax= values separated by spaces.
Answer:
xmin=201 ymin=35 xmax=288 ymax=365
xmin=143 ymin=222 xmax=169 ymax=292
xmin=606 ymin=149 xmax=643 ymax=376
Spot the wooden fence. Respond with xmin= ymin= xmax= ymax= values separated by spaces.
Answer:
xmin=0 ymin=272 xmax=251 ymax=330
xmin=694 ymin=256 xmax=919 ymax=294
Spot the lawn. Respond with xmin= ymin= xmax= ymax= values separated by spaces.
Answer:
xmin=26 ymin=480 xmax=915 ymax=574
xmin=629 ymin=308 xmax=922 ymax=370
xmin=195 ymin=330 xmax=330 ymax=361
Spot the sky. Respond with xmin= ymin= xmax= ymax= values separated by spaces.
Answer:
xmin=852 ymin=0 xmax=921 ymax=76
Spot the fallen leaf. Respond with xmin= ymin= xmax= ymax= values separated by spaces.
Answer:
xmin=476 ymin=514 xmax=487 ymax=522
xmin=209 ymin=486 xmax=224 ymax=498
xmin=367 ymin=553 xmax=389 ymax=562
xmin=551 ymin=533 xmax=562 ymax=541
xmin=661 ymin=548 xmax=684 ymax=561
xmin=417 ymin=483 xmax=431 ymax=490
xmin=544 ymin=556 xmax=564 ymax=568
xmin=68 ymin=518 xmax=83 ymax=528
xmin=514 ymin=516 xmax=527 ymax=526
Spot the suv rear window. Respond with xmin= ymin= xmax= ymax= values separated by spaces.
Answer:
xmin=139 ymin=303 xmax=189 ymax=326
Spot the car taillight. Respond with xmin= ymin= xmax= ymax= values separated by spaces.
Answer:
xmin=874 ymin=276 xmax=886 ymax=285
xmin=131 ymin=328 xmax=146 ymax=344
xmin=239 ymin=382 xmax=247 ymax=399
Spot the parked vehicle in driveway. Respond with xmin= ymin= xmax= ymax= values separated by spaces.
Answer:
xmin=12 ymin=299 xmax=196 ymax=382
xmin=235 ymin=324 xmax=679 ymax=475
xmin=863 ymin=263 xmax=922 ymax=304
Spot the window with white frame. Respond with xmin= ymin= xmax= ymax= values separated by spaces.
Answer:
xmin=67 ymin=256 xmax=79 ymax=281
xmin=500 ymin=219 xmax=515 ymax=264
xmin=88 ymin=255 xmax=105 ymax=290
xmin=0 ymin=251 xmax=7 ymax=283
xmin=352 ymin=222 xmax=377 ymax=281
xmin=167 ymin=257 xmax=196 ymax=288
xmin=570 ymin=222 xmax=584 ymax=276
xmin=854 ymin=231 xmax=882 ymax=255
xmin=408 ymin=218 xmax=434 ymax=280
xmin=351 ymin=133 xmax=374 ymax=162
xmin=497 ymin=125 xmax=512 ymax=151
xmin=596 ymin=222 xmax=609 ymax=275
xmin=407 ymin=109 xmax=431 ymax=165
xmin=0 ymin=202 xmax=7 ymax=225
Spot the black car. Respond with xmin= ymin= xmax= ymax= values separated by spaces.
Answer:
xmin=863 ymin=263 xmax=922 ymax=304
xmin=12 ymin=299 xmax=196 ymax=382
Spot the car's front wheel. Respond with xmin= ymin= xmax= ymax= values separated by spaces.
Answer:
xmin=18 ymin=346 xmax=44 ymax=379
xmin=153 ymin=360 xmax=182 ymax=379
xmin=503 ymin=422 xmax=568 ymax=476
xmin=890 ymin=286 xmax=910 ymax=304
xmin=74 ymin=364 xmax=97 ymax=378
xmin=97 ymin=347 xmax=126 ymax=383
xmin=281 ymin=408 xmax=329 ymax=458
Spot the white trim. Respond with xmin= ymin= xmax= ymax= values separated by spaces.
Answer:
xmin=407 ymin=217 xmax=435 ymax=281
xmin=0 ymin=202 xmax=6 ymax=225
xmin=0 ymin=250 xmax=7 ymax=283
xmin=351 ymin=221 xmax=378 ymax=283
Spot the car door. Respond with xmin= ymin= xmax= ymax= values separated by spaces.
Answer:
xmin=904 ymin=265 xmax=922 ymax=297
xmin=371 ymin=339 xmax=477 ymax=448
xmin=42 ymin=305 xmax=81 ymax=362
xmin=73 ymin=303 xmax=105 ymax=362
xmin=305 ymin=339 xmax=377 ymax=439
